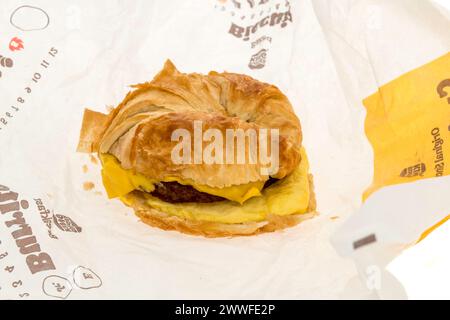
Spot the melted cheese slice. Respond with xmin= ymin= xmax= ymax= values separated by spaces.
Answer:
xmin=118 ymin=148 xmax=312 ymax=224
xmin=100 ymin=154 xmax=265 ymax=204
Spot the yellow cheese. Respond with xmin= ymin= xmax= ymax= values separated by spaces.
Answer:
xmin=101 ymin=149 xmax=311 ymax=224
xmin=100 ymin=155 xmax=156 ymax=199
xmin=100 ymin=154 xmax=264 ymax=204
xmin=141 ymin=148 xmax=311 ymax=224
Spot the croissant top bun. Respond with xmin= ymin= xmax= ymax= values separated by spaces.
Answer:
xmin=78 ymin=60 xmax=302 ymax=188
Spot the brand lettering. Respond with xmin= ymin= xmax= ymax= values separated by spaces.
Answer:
xmin=229 ymin=9 xmax=293 ymax=41
xmin=0 ymin=185 xmax=56 ymax=274
xmin=431 ymin=128 xmax=445 ymax=177
xmin=437 ymin=79 xmax=450 ymax=104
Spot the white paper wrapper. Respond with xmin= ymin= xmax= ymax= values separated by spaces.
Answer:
xmin=0 ymin=0 xmax=448 ymax=300
xmin=313 ymin=0 xmax=450 ymax=299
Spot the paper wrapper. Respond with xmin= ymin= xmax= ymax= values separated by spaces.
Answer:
xmin=0 ymin=0 xmax=448 ymax=299
xmin=313 ymin=0 xmax=450 ymax=299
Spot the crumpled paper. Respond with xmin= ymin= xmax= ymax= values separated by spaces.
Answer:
xmin=0 ymin=0 xmax=447 ymax=300
xmin=313 ymin=0 xmax=450 ymax=299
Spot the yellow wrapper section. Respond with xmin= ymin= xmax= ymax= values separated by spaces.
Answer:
xmin=418 ymin=215 xmax=450 ymax=243
xmin=363 ymin=52 xmax=450 ymax=200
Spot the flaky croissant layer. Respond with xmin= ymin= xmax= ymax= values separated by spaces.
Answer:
xmin=78 ymin=60 xmax=302 ymax=188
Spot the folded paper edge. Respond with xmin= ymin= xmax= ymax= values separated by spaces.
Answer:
xmin=77 ymin=108 xmax=109 ymax=153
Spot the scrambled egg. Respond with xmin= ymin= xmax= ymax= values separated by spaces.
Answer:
xmin=100 ymin=149 xmax=311 ymax=224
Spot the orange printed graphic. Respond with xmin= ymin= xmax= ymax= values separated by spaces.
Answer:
xmin=9 ymin=37 xmax=24 ymax=52
xmin=418 ymin=214 xmax=449 ymax=243
xmin=363 ymin=52 xmax=450 ymax=200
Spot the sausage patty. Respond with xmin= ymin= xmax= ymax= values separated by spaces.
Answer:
xmin=150 ymin=182 xmax=226 ymax=203
xmin=150 ymin=178 xmax=279 ymax=204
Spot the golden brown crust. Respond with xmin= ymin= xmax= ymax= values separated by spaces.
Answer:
xmin=78 ymin=60 xmax=303 ymax=187
xmin=77 ymin=109 xmax=109 ymax=153
xmin=130 ymin=112 xmax=294 ymax=187
xmin=124 ymin=175 xmax=317 ymax=238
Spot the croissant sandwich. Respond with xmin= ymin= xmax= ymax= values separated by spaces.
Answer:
xmin=77 ymin=60 xmax=316 ymax=237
